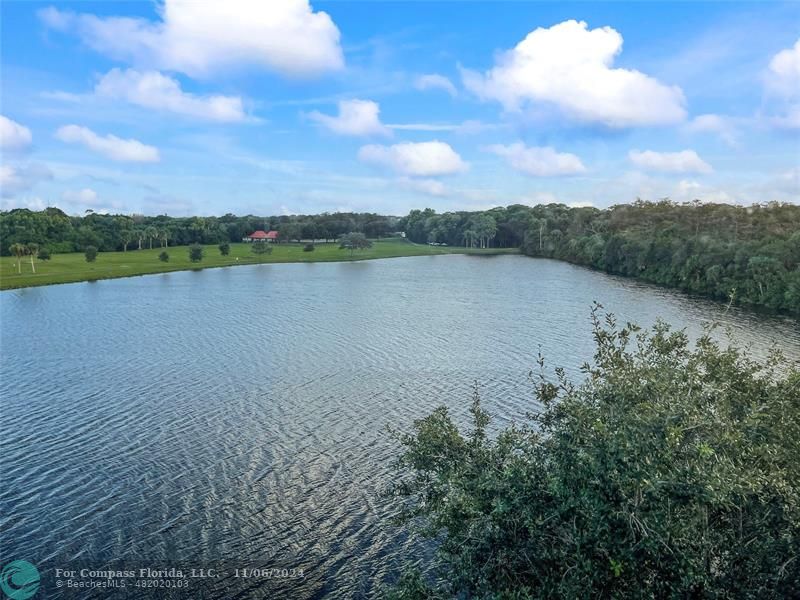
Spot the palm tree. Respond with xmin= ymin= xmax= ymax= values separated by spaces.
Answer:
xmin=136 ymin=229 xmax=144 ymax=250
xmin=463 ymin=229 xmax=477 ymax=248
xmin=9 ymin=243 xmax=26 ymax=273
xmin=145 ymin=226 xmax=158 ymax=250
xmin=159 ymin=228 xmax=169 ymax=248
xmin=26 ymin=243 xmax=39 ymax=273
xmin=121 ymin=230 xmax=133 ymax=252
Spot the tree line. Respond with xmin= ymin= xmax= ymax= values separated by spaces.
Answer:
xmin=0 ymin=208 xmax=398 ymax=256
xmin=399 ymin=200 xmax=800 ymax=314
xmin=2 ymin=200 xmax=798 ymax=313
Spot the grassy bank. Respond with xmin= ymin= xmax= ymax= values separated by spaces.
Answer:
xmin=0 ymin=238 xmax=518 ymax=290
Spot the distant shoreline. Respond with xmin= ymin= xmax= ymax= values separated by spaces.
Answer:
xmin=0 ymin=239 xmax=519 ymax=291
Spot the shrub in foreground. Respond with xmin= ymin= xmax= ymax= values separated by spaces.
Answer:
xmin=304 ymin=243 xmax=315 ymax=252
xmin=84 ymin=246 xmax=97 ymax=262
xmin=388 ymin=306 xmax=800 ymax=599
xmin=219 ymin=242 xmax=230 ymax=256
xmin=159 ymin=251 xmax=169 ymax=263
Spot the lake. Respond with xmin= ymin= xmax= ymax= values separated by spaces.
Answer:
xmin=1 ymin=255 xmax=798 ymax=598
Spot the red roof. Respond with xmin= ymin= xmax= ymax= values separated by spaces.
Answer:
xmin=247 ymin=230 xmax=279 ymax=240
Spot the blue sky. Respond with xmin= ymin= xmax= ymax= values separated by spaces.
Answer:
xmin=1 ymin=0 xmax=798 ymax=216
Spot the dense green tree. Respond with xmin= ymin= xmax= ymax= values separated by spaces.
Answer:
xmin=339 ymin=232 xmax=372 ymax=256
xmin=278 ymin=223 xmax=302 ymax=243
xmin=159 ymin=251 xmax=169 ymax=262
xmin=84 ymin=246 xmax=97 ymax=262
xmin=218 ymin=242 xmax=230 ymax=256
xmin=389 ymin=307 xmax=800 ymax=599
xmin=251 ymin=241 xmax=272 ymax=255
xmin=188 ymin=244 xmax=203 ymax=262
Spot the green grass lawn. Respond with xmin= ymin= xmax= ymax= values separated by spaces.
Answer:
xmin=0 ymin=238 xmax=518 ymax=290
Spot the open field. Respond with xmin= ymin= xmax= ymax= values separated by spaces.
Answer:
xmin=0 ymin=238 xmax=518 ymax=290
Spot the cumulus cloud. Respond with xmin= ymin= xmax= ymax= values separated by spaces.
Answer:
xmin=765 ymin=39 xmax=800 ymax=97
xmin=684 ymin=114 xmax=740 ymax=147
xmin=415 ymin=74 xmax=457 ymax=96
xmin=55 ymin=125 xmax=160 ymax=162
xmin=764 ymin=39 xmax=800 ymax=129
xmin=358 ymin=141 xmax=468 ymax=177
xmin=486 ymin=143 xmax=586 ymax=176
xmin=398 ymin=177 xmax=449 ymax=197
xmin=95 ymin=69 xmax=247 ymax=122
xmin=629 ymin=149 xmax=712 ymax=174
xmin=0 ymin=164 xmax=53 ymax=198
xmin=0 ymin=115 xmax=33 ymax=151
xmin=307 ymin=99 xmax=391 ymax=137
xmin=60 ymin=188 xmax=124 ymax=213
xmin=62 ymin=188 xmax=98 ymax=206
xmin=461 ymin=20 xmax=686 ymax=127
xmin=38 ymin=0 xmax=344 ymax=78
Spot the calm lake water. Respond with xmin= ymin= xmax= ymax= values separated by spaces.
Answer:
xmin=1 ymin=255 xmax=798 ymax=598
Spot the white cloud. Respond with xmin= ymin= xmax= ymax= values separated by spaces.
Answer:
xmin=62 ymin=188 xmax=98 ymax=205
xmin=764 ymin=39 xmax=800 ymax=130
xmin=461 ymin=20 xmax=686 ymax=127
xmin=358 ymin=141 xmax=468 ymax=177
xmin=415 ymin=74 xmax=457 ymax=97
xmin=55 ymin=125 xmax=160 ymax=162
xmin=628 ymin=149 xmax=712 ymax=174
xmin=387 ymin=120 xmax=503 ymax=135
xmin=770 ymin=106 xmax=800 ymax=130
xmin=60 ymin=188 xmax=124 ymax=213
xmin=95 ymin=69 xmax=247 ymax=123
xmin=0 ymin=115 xmax=33 ymax=151
xmin=398 ymin=177 xmax=449 ymax=197
xmin=486 ymin=143 xmax=586 ymax=176
xmin=766 ymin=38 xmax=800 ymax=98
xmin=0 ymin=164 xmax=53 ymax=198
xmin=307 ymin=99 xmax=391 ymax=137
xmin=684 ymin=114 xmax=740 ymax=147
xmin=39 ymin=0 xmax=343 ymax=78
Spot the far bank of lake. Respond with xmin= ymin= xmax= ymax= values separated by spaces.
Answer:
xmin=0 ymin=238 xmax=518 ymax=290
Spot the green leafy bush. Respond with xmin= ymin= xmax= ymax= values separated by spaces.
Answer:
xmin=304 ymin=243 xmax=315 ymax=252
xmin=252 ymin=241 xmax=272 ymax=255
xmin=38 ymin=247 xmax=51 ymax=261
xmin=84 ymin=246 xmax=97 ymax=262
xmin=188 ymin=244 xmax=203 ymax=262
xmin=389 ymin=306 xmax=800 ymax=599
xmin=218 ymin=242 xmax=230 ymax=256
xmin=159 ymin=251 xmax=169 ymax=263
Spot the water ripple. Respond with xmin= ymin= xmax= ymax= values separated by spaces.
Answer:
xmin=1 ymin=256 xmax=798 ymax=599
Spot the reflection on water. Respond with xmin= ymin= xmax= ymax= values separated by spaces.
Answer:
xmin=1 ymin=255 xmax=797 ymax=598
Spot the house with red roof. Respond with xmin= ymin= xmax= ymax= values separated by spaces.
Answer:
xmin=242 ymin=230 xmax=279 ymax=242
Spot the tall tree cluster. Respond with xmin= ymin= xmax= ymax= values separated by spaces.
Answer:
xmin=399 ymin=201 xmax=800 ymax=314
xmin=0 ymin=209 xmax=398 ymax=256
